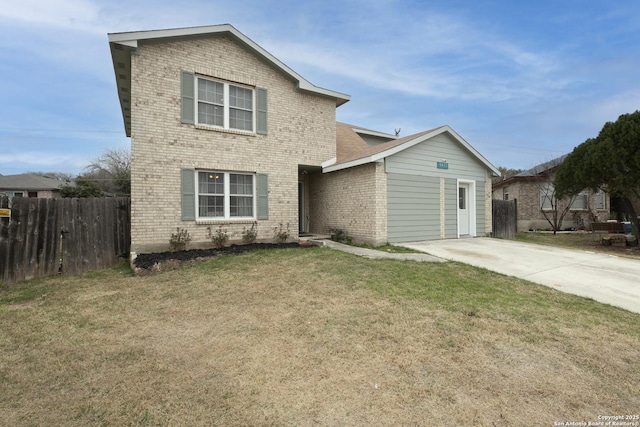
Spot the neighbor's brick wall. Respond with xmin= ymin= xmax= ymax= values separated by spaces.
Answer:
xmin=129 ymin=35 xmax=337 ymax=254
xmin=309 ymin=162 xmax=387 ymax=245
xmin=494 ymin=180 xmax=610 ymax=231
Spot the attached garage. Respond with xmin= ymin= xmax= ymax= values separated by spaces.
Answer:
xmin=310 ymin=123 xmax=499 ymax=245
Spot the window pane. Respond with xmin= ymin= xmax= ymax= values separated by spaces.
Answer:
xmin=198 ymin=171 xmax=224 ymax=194
xmin=230 ymin=196 xmax=253 ymax=217
xmin=229 ymin=108 xmax=253 ymax=131
xmin=199 ymin=195 xmax=224 ymax=217
xmin=230 ymin=174 xmax=253 ymax=195
xmin=198 ymin=79 xmax=223 ymax=104
xmin=540 ymin=183 xmax=554 ymax=210
xmin=229 ymin=85 xmax=252 ymax=110
xmin=597 ymin=191 xmax=605 ymax=209
xmin=572 ymin=193 xmax=587 ymax=210
xmin=198 ymin=102 xmax=223 ymax=127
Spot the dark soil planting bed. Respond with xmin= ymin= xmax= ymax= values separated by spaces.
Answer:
xmin=133 ymin=242 xmax=310 ymax=274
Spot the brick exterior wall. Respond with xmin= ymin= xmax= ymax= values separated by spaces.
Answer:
xmin=129 ymin=35 xmax=337 ymax=254
xmin=309 ymin=162 xmax=387 ymax=245
xmin=492 ymin=180 xmax=610 ymax=231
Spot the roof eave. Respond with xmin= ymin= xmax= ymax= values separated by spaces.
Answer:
xmin=109 ymin=42 xmax=134 ymax=137
xmin=352 ymin=127 xmax=397 ymax=140
xmin=325 ymin=125 xmax=501 ymax=176
xmin=323 ymin=153 xmax=386 ymax=173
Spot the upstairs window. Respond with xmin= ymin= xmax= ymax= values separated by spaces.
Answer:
xmin=196 ymin=77 xmax=254 ymax=132
xmin=181 ymin=71 xmax=267 ymax=135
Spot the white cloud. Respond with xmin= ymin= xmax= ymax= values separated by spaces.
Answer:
xmin=0 ymin=151 xmax=89 ymax=173
xmin=268 ymin=27 xmax=564 ymax=104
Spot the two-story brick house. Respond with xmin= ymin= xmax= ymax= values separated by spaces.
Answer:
xmin=109 ymin=24 xmax=500 ymax=256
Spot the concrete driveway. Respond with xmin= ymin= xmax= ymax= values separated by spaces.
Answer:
xmin=400 ymin=238 xmax=640 ymax=314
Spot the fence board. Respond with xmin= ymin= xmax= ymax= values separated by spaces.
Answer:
xmin=25 ymin=199 xmax=39 ymax=280
xmin=0 ymin=197 xmax=130 ymax=284
xmin=43 ymin=199 xmax=59 ymax=277
xmin=0 ymin=197 xmax=9 ymax=283
xmin=492 ymin=198 xmax=517 ymax=239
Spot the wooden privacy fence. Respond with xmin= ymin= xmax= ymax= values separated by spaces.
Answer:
xmin=0 ymin=197 xmax=130 ymax=285
xmin=492 ymin=198 xmax=517 ymax=239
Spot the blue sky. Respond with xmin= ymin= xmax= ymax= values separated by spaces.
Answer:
xmin=1 ymin=0 xmax=639 ymax=176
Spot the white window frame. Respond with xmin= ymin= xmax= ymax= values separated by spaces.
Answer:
xmin=195 ymin=171 xmax=256 ymax=220
xmin=195 ymin=76 xmax=255 ymax=133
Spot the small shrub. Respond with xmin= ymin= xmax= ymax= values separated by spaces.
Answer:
xmin=331 ymin=228 xmax=352 ymax=244
xmin=208 ymin=225 xmax=229 ymax=249
xmin=242 ymin=222 xmax=258 ymax=244
xmin=273 ymin=223 xmax=290 ymax=244
xmin=169 ymin=227 xmax=191 ymax=252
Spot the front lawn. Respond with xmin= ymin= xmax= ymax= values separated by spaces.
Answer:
xmin=1 ymin=247 xmax=638 ymax=426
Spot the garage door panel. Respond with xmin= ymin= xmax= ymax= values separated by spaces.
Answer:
xmin=388 ymin=174 xmax=442 ymax=242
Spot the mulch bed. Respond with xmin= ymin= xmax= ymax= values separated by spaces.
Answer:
xmin=133 ymin=242 xmax=313 ymax=275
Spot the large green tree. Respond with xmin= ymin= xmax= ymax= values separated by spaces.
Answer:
xmin=554 ymin=111 xmax=640 ymax=234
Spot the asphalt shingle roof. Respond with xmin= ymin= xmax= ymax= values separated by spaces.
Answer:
xmin=0 ymin=174 xmax=66 ymax=191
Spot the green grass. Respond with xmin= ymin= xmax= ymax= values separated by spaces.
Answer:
xmin=514 ymin=231 xmax=640 ymax=259
xmin=338 ymin=241 xmax=422 ymax=253
xmin=1 ymin=247 xmax=638 ymax=426
xmin=515 ymin=230 xmax=597 ymax=249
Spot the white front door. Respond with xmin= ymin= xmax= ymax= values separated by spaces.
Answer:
xmin=458 ymin=183 xmax=470 ymax=236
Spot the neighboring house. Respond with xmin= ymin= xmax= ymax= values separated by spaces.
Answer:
xmin=0 ymin=173 xmax=65 ymax=202
xmin=108 ymin=24 xmax=500 ymax=255
xmin=492 ymin=156 xmax=610 ymax=231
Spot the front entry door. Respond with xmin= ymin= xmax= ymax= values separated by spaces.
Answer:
xmin=458 ymin=183 xmax=470 ymax=236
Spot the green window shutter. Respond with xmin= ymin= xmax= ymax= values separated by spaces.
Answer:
xmin=181 ymin=71 xmax=195 ymax=124
xmin=257 ymin=173 xmax=268 ymax=220
xmin=256 ymin=88 xmax=268 ymax=135
xmin=181 ymin=169 xmax=196 ymax=220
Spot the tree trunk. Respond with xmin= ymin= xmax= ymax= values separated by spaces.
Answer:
xmin=623 ymin=198 xmax=640 ymax=237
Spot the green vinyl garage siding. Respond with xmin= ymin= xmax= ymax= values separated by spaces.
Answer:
xmin=385 ymin=132 xmax=489 ymax=243
xmin=474 ymin=182 xmax=486 ymax=236
xmin=387 ymin=174 xmax=458 ymax=242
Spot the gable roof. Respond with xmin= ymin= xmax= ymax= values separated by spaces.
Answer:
xmin=493 ymin=154 xmax=567 ymax=189
xmin=514 ymin=154 xmax=568 ymax=177
xmin=0 ymin=174 xmax=66 ymax=191
xmin=108 ymin=24 xmax=351 ymax=136
xmin=325 ymin=122 xmax=500 ymax=176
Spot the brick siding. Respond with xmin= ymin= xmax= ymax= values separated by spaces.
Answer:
xmin=309 ymin=162 xmax=387 ymax=245
xmin=129 ymin=35 xmax=337 ymax=254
